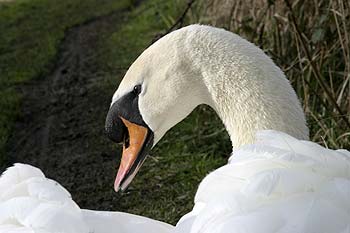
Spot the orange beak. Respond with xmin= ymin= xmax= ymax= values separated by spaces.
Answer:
xmin=114 ymin=117 xmax=149 ymax=192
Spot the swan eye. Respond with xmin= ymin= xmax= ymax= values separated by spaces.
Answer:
xmin=133 ymin=85 xmax=142 ymax=95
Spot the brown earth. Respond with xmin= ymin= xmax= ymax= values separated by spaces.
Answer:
xmin=5 ymin=11 xmax=128 ymax=210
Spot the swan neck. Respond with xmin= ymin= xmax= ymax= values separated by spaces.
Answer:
xmin=182 ymin=27 xmax=309 ymax=149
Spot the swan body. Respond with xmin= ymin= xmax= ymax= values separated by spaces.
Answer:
xmin=1 ymin=24 xmax=349 ymax=233
xmin=175 ymin=131 xmax=350 ymax=233
xmin=0 ymin=164 xmax=173 ymax=233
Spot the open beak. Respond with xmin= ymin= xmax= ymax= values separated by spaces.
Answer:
xmin=114 ymin=117 xmax=153 ymax=192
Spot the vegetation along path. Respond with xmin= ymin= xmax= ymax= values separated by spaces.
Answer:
xmin=7 ymin=10 xmax=131 ymax=209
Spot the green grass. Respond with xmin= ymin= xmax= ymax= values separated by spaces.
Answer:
xmin=0 ymin=0 xmax=132 ymax=164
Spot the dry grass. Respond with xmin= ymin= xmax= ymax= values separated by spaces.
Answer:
xmin=189 ymin=0 xmax=350 ymax=149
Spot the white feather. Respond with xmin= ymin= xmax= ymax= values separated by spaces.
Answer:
xmin=177 ymin=130 xmax=350 ymax=233
xmin=0 ymin=164 xmax=173 ymax=233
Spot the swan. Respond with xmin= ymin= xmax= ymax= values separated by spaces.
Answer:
xmin=105 ymin=24 xmax=350 ymax=232
xmin=1 ymin=24 xmax=349 ymax=233
xmin=105 ymin=24 xmax=310 ymax=191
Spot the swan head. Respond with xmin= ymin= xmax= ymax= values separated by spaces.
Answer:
xmin=105 ymin=25 xmax=309 ymax=192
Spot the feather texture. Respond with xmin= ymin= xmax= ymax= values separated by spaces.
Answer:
xmin=176 ymin=130 xmax=350 ymax=233
xmin=0 ymin=164 xmax=173 ymax=233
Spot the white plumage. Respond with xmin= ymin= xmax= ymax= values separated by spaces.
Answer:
xmin=176 ymin=131 xmax=350 ymax=233
xmin=0 ymin=164 xmax=173 ymax=233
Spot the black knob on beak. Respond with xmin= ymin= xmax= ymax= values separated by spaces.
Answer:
xmin=105 ymin=102 xmax=126 ymax=143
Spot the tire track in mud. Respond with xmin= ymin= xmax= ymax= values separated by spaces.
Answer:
xmin=6 ymin=10 xmax=127 ymax=210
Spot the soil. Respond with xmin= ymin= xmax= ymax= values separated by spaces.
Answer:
xmin=6 ymin=11 xmax=128 ymax=210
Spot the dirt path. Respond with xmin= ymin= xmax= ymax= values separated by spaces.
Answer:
xmin=6 ymin=11 xmax=127 ymax=210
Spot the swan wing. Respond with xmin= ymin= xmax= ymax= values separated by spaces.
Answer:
xmin=0 ymin=163 xmax=174 ymax=233
xmin=0 ymin=163 xmax=89 ymax=233
xmin=177 ymin=130 xmax=350 ymax=233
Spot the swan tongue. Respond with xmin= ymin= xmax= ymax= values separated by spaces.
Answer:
xmin=114 ymin=117 xmax=148 ymax=192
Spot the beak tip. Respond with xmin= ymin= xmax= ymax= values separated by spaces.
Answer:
xmin=114 ymin=183 xmax=121 ymax=193
xmin=114 ymin=177 xmax=122 ymax=193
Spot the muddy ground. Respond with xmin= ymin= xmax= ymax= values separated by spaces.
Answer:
xmin=6 ymin=11 xmax=129 ymax=210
